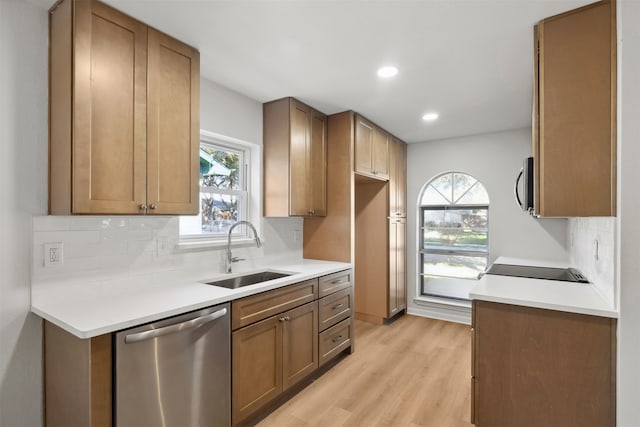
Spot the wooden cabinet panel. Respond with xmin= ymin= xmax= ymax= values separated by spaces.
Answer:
xmin=232 ymin=315 xmax=282 ymax=425
xmin=355 ymin=115 xmax=390 ymax=180
xmin=389 ymin=218 xmax=406 ymax=316
xmin=473 ymin=300 xmax=616 ymax=427
xmin=282 ymin=301 xmax=318 ymax=391
xmin=389 ymin=138 xmax=407 ymax=217
xmin=534 ymin=0 xmax=616 ymax=217
xmin=147 ymin=29 xmax=199 ymax=215
xmin=318 ymin=270 xmax=352 ymax=297
xmin=318 ymin=287 xmax=352 ymax=332
xmin=45 ymin=322 xmax=111 ymax=427
xmin=49 ymin=0 xmax=200 ymax=215
xmin=69 ymin=0 xmax=148 ymax=214
xmin=319 ymin=318 xmax=352 ymax=367
xmin=263 ymin=97 xmax=327 ymax=217
xmin=231 ymin=279 xmax=318 ymax=330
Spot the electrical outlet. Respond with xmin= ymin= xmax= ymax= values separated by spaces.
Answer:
xmin=292 ymin=230 xmax=301 ymax=243
xmin=157 ymin=236 xmax=171 ymax=256
xmin=44 ymin=242 xmax=63 ymax=267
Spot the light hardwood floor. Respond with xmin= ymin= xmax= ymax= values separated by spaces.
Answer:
xmin=257 ymin=314 xmax=472 ymax=427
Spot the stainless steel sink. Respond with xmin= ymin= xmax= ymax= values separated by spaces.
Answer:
xmin=204 ymin=271 xmax=292 ymax=289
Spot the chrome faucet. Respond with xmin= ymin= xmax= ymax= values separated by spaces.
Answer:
xmin=226 ymin=221 xmax=262 ymax=273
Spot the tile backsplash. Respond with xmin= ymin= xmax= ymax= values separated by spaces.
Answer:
xmin=568 ymin=217 xmax=615 ymax=306
xmin=32 ymin=215 xmax=303 ymax=292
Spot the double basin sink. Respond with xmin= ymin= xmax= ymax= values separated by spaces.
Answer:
xmin=203 ymin=271 xmax=292 ymax=290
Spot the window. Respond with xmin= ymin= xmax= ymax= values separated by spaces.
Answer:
xmin=419 ymin=172 xmax=489 ymax=300
xmin=180 ymin=132 xmax=255 ymax=243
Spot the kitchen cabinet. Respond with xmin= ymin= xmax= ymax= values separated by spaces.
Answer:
xmin=389 ymin=137 xmax=407 ymax=217
xmin=472 ymin=300 xmax=616 ymax=426
xmin=263 ymin=97 xmax=327 ymax=217
xmin=533 ymin=0 xmax=616 ymax=217
xmin=44 ymin=322 xmax=111 ymax=427
xmin=388 ymin=218 xmax=406 ymax=317
xmin=49 ymin=0 xmax=199 ymax=215
xmin=232 ymin=301 xmax=318 ymax=425
xmin=355 ymin=115 xmax=389 ymax=180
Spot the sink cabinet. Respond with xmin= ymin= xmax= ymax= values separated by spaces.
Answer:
xmin=231 ymin=270 xmax=353 ymax=426
xmin=263 ymin=97 xmax=327 ymax=217
xmin=533 ymin=0 xmax=616 ymax=217
xmin=49 ymin=0 xmax=200 ymax=215
xmin=472 ymin=300 xmax=616 ymax=426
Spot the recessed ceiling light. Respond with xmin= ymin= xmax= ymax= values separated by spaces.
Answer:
xmin=422 ymin=112 xmax=439 ymax=122
xmin=377 ymin=66 xmax=398 ymax=78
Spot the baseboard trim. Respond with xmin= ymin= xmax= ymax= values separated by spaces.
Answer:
xmin=407 ymin=301 xmax=472 ymax=325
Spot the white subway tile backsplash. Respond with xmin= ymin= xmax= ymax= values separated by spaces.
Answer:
xmin=568 ymin=217 xmax=615 ymax=307
xmin=32 ymin=215 xmax=303 ymax=292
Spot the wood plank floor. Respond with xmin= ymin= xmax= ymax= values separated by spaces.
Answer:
xmin=257 ymin=314 xmax=473 ymax=427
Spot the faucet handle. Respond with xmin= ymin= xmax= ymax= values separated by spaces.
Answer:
xmin=230 ymin=256 xmax=245 ymax=263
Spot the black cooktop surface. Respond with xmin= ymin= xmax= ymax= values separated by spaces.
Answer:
xmin=486 ymin=264 xmax=589 ymax=283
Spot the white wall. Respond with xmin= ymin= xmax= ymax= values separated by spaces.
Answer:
xmin=617 ymin=1 xmax=640 ymax=424
xmin=0 ymin=1 xmax=48 ymax=425
xmin=406 ymin=129 xmax=569 ymax=319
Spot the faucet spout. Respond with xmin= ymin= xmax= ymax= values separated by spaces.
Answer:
xmin=226 ymin=221 xmax=261 ymax=273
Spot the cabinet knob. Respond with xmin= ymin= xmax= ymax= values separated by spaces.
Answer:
xmin=139 ymin=204 xmax=147 ymax=210
xmin=149 ymin=204 xmax=157 ymax=210
xmin=308 ymin=209 xmax=315 ymax=216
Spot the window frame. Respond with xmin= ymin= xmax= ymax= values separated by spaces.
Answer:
xmin=418 ymin=172 xmax=490 ymax=299
xmin=178 ymin=131 xmax=261 ymax=247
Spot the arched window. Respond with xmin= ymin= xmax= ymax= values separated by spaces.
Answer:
xmin=419 ymin=172 xmax=489 ymax=300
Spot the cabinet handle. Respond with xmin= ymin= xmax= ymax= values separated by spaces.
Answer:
xmin=330 ymin=279 xmax=343 ymax=285
xmin=139 ymin=204 xmax=147 ymax=210
xmin=332 ymin=335 xmax=343 ymax=343
xmin=396 ymin=213 xmax=402 ymax=216
xmin=332 ymin=303 xmax=344 ymax=310
xmin=149 ymin=204 xmax=157 ymax=210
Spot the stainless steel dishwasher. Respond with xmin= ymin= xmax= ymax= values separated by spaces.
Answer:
xmin=115 ymin=303 xmax=230 ymax=427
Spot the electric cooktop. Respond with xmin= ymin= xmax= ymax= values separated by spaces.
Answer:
xmin=485 ymin=264 xmax=589 ymax=283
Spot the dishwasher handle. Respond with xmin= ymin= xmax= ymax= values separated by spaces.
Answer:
xmin=124 ymin=307 xmax=228 ymax=344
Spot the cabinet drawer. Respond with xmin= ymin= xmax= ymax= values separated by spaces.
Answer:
xmin=318 ymin=318 xmax=351 ymax=367
xmin=319 ymin=270 xmax=352 ymax=297
xmin=318 ymin=287 xmax=352 ymax=332
xmin=232 ymin=279 xmax=318 ymax=330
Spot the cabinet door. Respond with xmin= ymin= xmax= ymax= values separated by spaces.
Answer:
xmin=282 ymin=301 xmax=318 ymax=391
xmin=147 ymin=29 xmax=200 ymax=215
xmin=232 ymin=315 xmax=282 ymax=424
xmin=537 ymin=1 xmax=615 ymax=217
xmin=308 ymin=110 xmax=327 ymax=216
xmin=389 ymin=138 xmax=406 ymax=216
xmin=388 ymin=218 xmax=406 ymax=316
xmin=372 ymin=128 xmax=389 ymax=179
xmin=355 ymin=118 xmax=374 ymax=175
xmin=72 ymin=0 xmax=148 ymax=214
xmin=289 ymin=100 xmax=311 ymax=215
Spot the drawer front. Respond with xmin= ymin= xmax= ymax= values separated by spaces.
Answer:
xmin=318 ymin=270 xmax=352 ymax=297
xmin=318 ymin=287 xmax=352 ymax=332
xmin=232 ymin=279 xmax=318 ymax=330
xmin=318 ymin=318 xmax=351 ymax=367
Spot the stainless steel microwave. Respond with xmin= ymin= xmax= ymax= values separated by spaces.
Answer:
xmin=515 ymin=156 xmax=534 ymax=213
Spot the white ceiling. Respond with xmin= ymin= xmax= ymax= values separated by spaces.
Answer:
xmin=89 ymin=1 xmax=593 ymax=142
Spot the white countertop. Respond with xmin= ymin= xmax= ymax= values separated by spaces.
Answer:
xmin=31 ymin=259 xmax=352 ymax=339
xmin=469 ymin=257 xmax=617 ymax=318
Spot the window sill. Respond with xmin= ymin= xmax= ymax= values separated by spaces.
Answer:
xmin=176 ymin=237 xmax=260 ymax=252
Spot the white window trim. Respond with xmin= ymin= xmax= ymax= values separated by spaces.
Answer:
xmin=416 ymin=171 xmax=490 ymax=300
xmin=177 ymin=130 xmax=262 ymax=249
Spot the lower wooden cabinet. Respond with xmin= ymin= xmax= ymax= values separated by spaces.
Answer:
xmin=472 ymin=300 xmax=616 ymax=427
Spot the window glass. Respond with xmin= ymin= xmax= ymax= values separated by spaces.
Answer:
xmin=419 ymin=172 xmax=489 ymax=300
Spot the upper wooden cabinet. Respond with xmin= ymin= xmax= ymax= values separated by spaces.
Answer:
xmin=49 ymin=0 xmax=199 ymax=215
xmin=355 ymin=115 xmax=389 ymax=180
xmin=533 ymin=0 xmax=616 ymax=217
xmin=389 ymin=137 xmax=407 ymax=217
xmin=264 ymin=97 xmax=327 ymax=217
